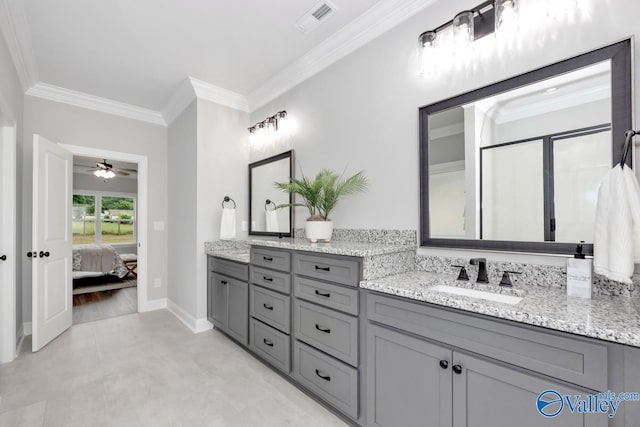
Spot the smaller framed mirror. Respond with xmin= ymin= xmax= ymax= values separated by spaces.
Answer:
xmin=249 ymin=150 xmax=294 ymax=236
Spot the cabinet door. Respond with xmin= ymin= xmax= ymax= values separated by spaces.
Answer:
xmin=452 ymin=352 xmax=607 ymax=427
xmin=367 ymin=324 xmax=453 ymax=427
xmin=226 ymin=279 xmax=248 ymax=346
xmin=210 ymin=273 xmax=228 ymax=329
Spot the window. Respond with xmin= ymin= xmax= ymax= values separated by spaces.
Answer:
xmin=72 ymin=193 xmax=136 ymax=245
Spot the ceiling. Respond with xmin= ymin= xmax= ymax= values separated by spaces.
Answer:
xmin=19 ymin=0 xmax=382 ymax=112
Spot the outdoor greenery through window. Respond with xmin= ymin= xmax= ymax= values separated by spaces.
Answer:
xmin=72 ymin=194 xmax=136 ymax=245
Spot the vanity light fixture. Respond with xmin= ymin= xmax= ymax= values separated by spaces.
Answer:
xmin=248 ymin=110 xmax=291 ymax=146
xmin=418 ymin=0 xmax=578 ymax=76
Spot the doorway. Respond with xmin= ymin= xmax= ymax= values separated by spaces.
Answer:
xmin=60 ymin=144 xmax=150 ymax=317
xmin=71 ymin=156 xmax=139 ymax=324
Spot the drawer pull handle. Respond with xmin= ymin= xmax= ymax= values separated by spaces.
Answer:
xmin=263 ymin=304 xmax=274 ymax=310
xmin=314 ymin=265 xmax=331 ymax=272
xmin=263 ymin=256 xmax=273 ymax=262
xmin=263 ymin=339 xmax=274 ymax=347
xmin=221 ymin=280 xmax=228 ymax=285
xmin=263 ymin=276 xmax=273 ymax=282
xmin=315 ymin=290 xmax=331 ymax=298
xmin=452 ymin=364 xmax=463 ymax=375
xmin=315 ymin=324 xmax=331 ymax=334
xmin=315 ymin=369 xmax=331 ymax=382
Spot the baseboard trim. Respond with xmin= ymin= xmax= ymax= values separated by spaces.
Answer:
xmin=139 ymin=298 xmax=167 ymax=312
xmin=23 ymin=321 xmax=32 ymax=336
xmin=166 ymin=299 xmax=212 ymax=334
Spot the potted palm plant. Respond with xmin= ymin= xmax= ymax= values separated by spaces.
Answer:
xmin=275 ymin=168 xmax=368 ymax=242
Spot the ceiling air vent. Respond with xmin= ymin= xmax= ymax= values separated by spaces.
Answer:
xmin=295 ymin=1 xmax=338 ymax=34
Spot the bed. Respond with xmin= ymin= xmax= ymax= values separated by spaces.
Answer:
xmin=72 ymin=244 xmax=129 ymax=279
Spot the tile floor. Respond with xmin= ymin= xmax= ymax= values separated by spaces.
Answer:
xmin=0 ymin=310 xmax=347 ymax=427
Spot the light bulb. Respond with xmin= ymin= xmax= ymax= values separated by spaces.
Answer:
xmin=495 ymin=0 xmax=519 ymax=40
xmin=452 ymin=11 xmax=474 ymax=60
xmin=418 ymin=31 xmax=438 ymax=76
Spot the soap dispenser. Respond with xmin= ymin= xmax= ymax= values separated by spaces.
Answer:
xmin=566 ymin=242 xmax=592 ymax=299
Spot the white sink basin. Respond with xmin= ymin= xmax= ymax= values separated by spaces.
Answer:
xmin=430 ymin=285 xmax=523 ymax=305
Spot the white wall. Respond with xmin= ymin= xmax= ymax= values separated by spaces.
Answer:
xmin=167 ymin=99 xmax=248 ymax=328
xmin=73 ymin=172 xmax=138 ymax=194
xmin=0 ymin=29 xmax=24 ymax=341
xmin=22 ymin=96 xmax=169 ymax=324
xmin=195 ymin=99 xmax=249 ymax=321
xmin=167 ymin=101 xmax=198 ymax=317
xmin=250 ymin=0 xmax=640 ymax=266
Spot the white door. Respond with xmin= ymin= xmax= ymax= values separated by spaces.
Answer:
xmin=0 ymin=126 xmax=17 ymax=363
xmin=32 ymin=135 xmax=73 ymax=352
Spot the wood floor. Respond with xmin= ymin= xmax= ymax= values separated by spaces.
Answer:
xmin=73 ymin=286 xmax=137 ymax=325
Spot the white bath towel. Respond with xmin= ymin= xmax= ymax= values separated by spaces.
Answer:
xmin=594 ymin=165 xmax=640 ymax=284
xmin=220 ymin=207 xmax=236 ymax=240
xmin=266 ymin=210 xmax=279 ymax=232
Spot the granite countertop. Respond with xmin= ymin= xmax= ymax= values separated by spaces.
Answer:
xmin=248 ymin=237 xmax=415 ymax=257
xmin=206 ymin=249 xmax=250 ymax=264
xmin=361 ymin=271 xmax=640 ymax=348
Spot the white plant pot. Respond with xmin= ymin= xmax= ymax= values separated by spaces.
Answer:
xmin=305 ymin=220 xmax=334 ymax=243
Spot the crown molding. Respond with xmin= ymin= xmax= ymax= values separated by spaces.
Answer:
xmin=26 ymin=83 xmax=166 ymax=126
xmin=162 ymin=79 xmax=197 ymax=125
xmin=190 ymin=77 xmax=249 ymax=112
xmin=162 ymin=77 xmax=249 ymax=125
xmin=247 ymin=0 xmax=436 ymax=111
xmin=0 ymin=0 xmax=39 ymax=89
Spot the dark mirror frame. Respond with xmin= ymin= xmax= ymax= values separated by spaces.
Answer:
xmin=248 ymin=150 xmax=294 ymax=237
xmin=419 ymin=39 xmax=632 ymax=255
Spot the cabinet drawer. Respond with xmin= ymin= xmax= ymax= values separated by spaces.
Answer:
xmin=250 ymin=247 xmax=291 ymax=272
xmin=249 ymin=318 xmax=290 ymax=374
xmin=367 ymin=293 xmax=608 ymax=391
xmin=250 ymin=285 xmax=291 ymax=333
xmin=294 ymin=253 xmax=360 ymax=287
xmin=250 ymin=266 xmax=291 ymax=294
xmin=294 ymin=276 xmax=358 ymax=315
xmin=294 ymin=300 xmax=358 ymax=366
xmin=208 ymin=256 xmax=248 ymax=281
xmin=293 ymin=341 xmax=359 ymax=420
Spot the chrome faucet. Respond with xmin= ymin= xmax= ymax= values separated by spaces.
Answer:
xmin=469 ymin=258 xmax=489 ymax=283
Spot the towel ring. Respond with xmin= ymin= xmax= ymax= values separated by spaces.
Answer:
xmin=620 ymin=130 xmax=640 ymax=168
xmin=222 ymin=196 xmax=236 ymax=209
xmin=265 ymin=199 xmax=277 ymax=211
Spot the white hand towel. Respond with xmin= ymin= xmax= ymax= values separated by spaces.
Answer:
xmin=594 ymin=165 xmax=640 ymax=284
xmin=220 ymin=207 xmax=236 ymax=240
xmin=266 ymin=210 xmax=279 ymax=232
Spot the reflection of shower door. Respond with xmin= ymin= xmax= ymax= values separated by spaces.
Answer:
xmin=550 ymin=127 xmax=612 ymax=243
xmin=481 ymin=124 xmax=611 ymax=243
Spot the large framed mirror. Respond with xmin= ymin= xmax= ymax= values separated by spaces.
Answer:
xmin=249 ymin=150 xmax=294 ymax=237
xmin=420 ymin=40 xmax=632 ymax=255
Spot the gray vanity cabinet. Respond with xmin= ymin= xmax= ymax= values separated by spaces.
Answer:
xmin=248 ymin=247 xmax=293 ymax=374
xmin=207 ymin=256 xmax=249 ymax=346
xmin=367 ymin=323 xmax=452 ymax=427
xmin=453 ymin=352 xmax=606 ymax=427
xmin=366 ymin=293 xmax=610 ymax=427
xmin=208 ymin=273 xmax=228 ymax=328
xmin=367 ymin=323 xmax=606 ymax=427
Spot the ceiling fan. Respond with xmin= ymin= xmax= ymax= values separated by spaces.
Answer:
xmin=81 ymin=159 xmax=137 ymax=179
